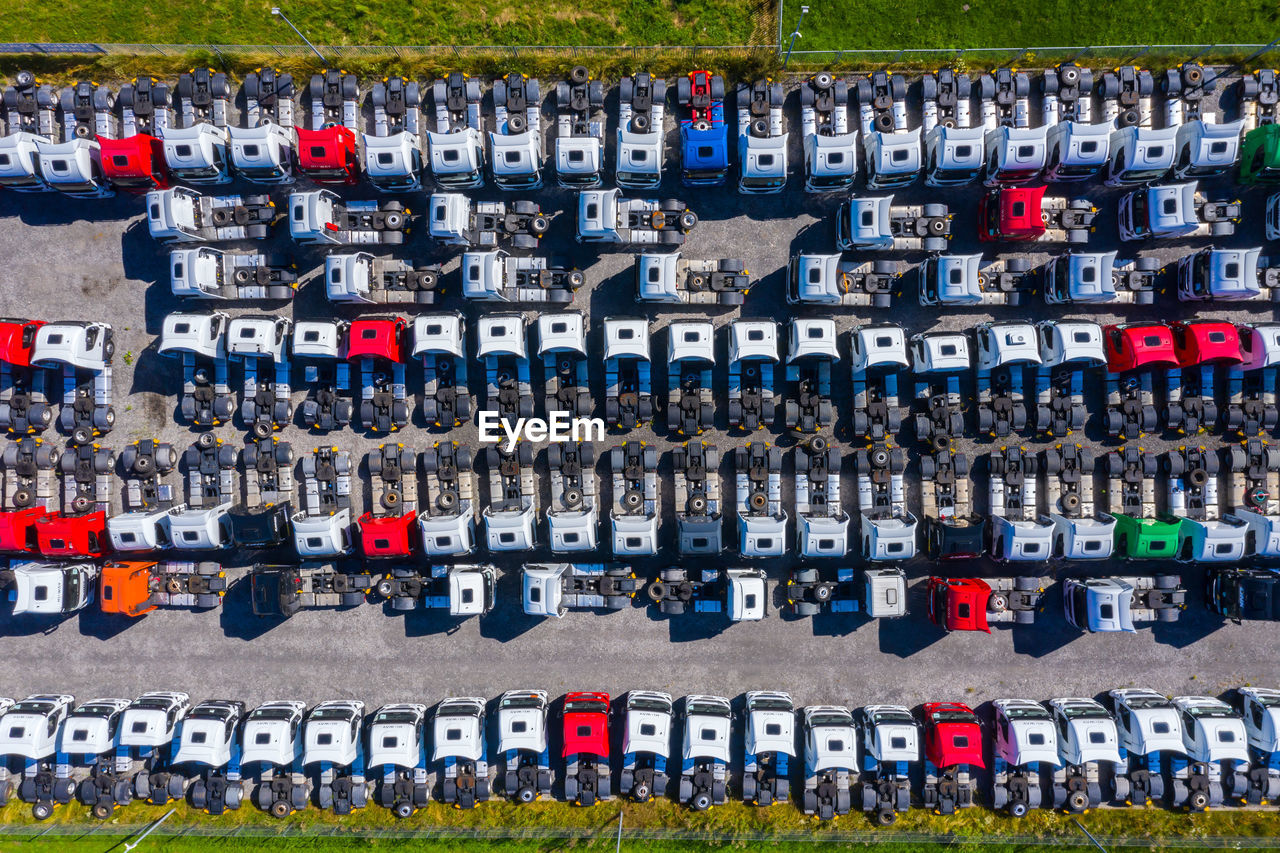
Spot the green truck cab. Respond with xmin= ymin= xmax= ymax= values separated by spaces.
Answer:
xmin=1111 ymin=513 xmax=1180 ymax=559
xmin=1240 ymin=124 xmax=1280 ymax=185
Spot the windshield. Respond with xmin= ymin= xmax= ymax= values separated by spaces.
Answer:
xmin=809 ymin=711 xmax=851 ymax=727
xmin=309 ymin=708 xmax=354 ymax=722
xmin=499 ymin=694 xmax=544 ymax=711
xmin=565 ymin=699 xmax=607 ymax=715
xmin=1182 ymin=703 xmax=1233 ymax=719
xmin=373 ymin=710 xmax=419 ymax=725
xmin=63 ymin=568 xmax=82 ymax=609
xmin=628 ymin=696 xmax=671 ymax=713
xmin=807 ymin=174 xmax=850 ymax=189
xmin=1054 ymin=163 xmax=1095 ymax=178
xmin=1122 ymin=168 xmax=1167 ymax=183
xmin=1060 ymin=703 xmax=1108 ymax=720
xmin=871 ymin=708 xmax=914 ymax=724
xmin=249 ymin=707 xmax=296 ymax=721
xmin=1123 ymin=695 xmax=1168 ymax=710
xmin=750 ymin=697 xmax=793 ymax=712
xmin=10 ymin=700 xmax=56 ymax=715
xmin=1129 ymin=191 xmax=1149 ymax=234
xmin=1002 ymin=704 xmax=1050 ymax=720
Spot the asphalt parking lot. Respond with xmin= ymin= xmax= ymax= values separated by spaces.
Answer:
xmin=0 ymin=72 xmax=1276 ymax=714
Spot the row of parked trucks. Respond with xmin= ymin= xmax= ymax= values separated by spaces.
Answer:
xmin=136 ymin=314 xmax=1280 ymax=444
xmin=3 ymin=65 xmax=1278 ymax=196
xmin=17 ymin=549 xmax=1280 ymax=632
xmin=8 ymin=417 xmax=1278 ymax=565
xmin=0 ymin=688 xmax=1275 ymax=822
xmin=145 ymin=185 xmax=1280 ymax=307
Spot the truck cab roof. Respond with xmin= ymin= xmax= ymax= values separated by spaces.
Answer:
xmin=159 ymin=311 xmax=227 ymax=360
xmin=0 ymin=694 xmax=73 ymax=760
xmin=497 ymin=689 xmax=548 ymax=755
xmin=292 ymin=320 xmax=345 ymax=359
xmin=603 ymin=317 xmax=650 ymax=361
xmin=119 ymin=691 xmax=191 ymax=749
xmin=412 ymin=312 xmax=465 ymax=359
xmin=787 ymin=318 xmax=839 ymax=362
xmin=861 ymin=704 xmax=919 ymax=763
xmin=1038 ymin=319 xmax=1106 ymax=367
xmin=1108 ymin=688 xmax=1186 ymax=756
xmin=32 ymin=321 xmax=110 ymax=371
xmin=521 ymin=564 xmax=566 ymax=617
xmin=745 ymin=691 xmax=795 ymax=758
xmin=367 ymin=703 xmax=426 ymax=769
xmin=60 ymin=698 xmax=130 ymax=756
xmin=803 ymin=705 xmax=857 ymax=773
xmin=476 ymin=314 xmax=527 ymax=360
xmin=851 ymin=324 xmax=908 ymax=370
xmin=682 ymin=695 xmax=732 ymax=763
xmin=1050 ymin=698 xmax=1123 ymax=766
xmin=10 ymin=561 xmax=97 ymax=615
xmin=976 ymin=322 xmax=1041 ymax=370
xmin=174 ymin=699 xmax=244 ymax=768
xmin=993 ymin=698 xmax=1060 ymax=768
xmin=241 ymin=700 xmax=306 ymax=767
xmin=911 ymin=331 xmax=970 ymax=373
xmin=303 ymin=700 xmax=365 ymax=767
xmin=623 ymin=690 xmax=673 ymax=758
xmin=1171 ymin=696 xmax=1250 ymax=764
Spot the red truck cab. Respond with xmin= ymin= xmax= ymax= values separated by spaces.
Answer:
xmin=926 ymin=577 xmax=992 ymax=633
xmin=1103 ymin=323 xmax=1178 ymax=372
xmin=35 ymin=511 xmax=108 ymax=558
xmin=979 ymin=185 xmax=1045 ymax=242
xmin=1171 ymin=320 xmax=1243 ymax=367
xmin=98 ymin=134 xmax=171 ymax=192
xmin=357 ymin=511 xmax=416 ymax=558
xmin=296 ymin=126 xmax=360 ymax=186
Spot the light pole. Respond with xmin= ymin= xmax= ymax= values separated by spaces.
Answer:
xmin=271 ymin=7 xmax=328 ymax=65
xmin=783 ymin=5 xmax=809 ymax=69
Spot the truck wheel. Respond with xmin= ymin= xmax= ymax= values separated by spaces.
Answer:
xmin=31 ymin=801 xmax=52 ymax=821
xmin=270 ymin=799 xmax=293 ymax=818
xmin=1009 ymin=801 xmax=1029 ymax=818
xmin=692 ymin=792 xmax=712 ymax=811
xmin=394 ymin=801 xmax=414 ymax=819
xmin=517 ymin=786 xmax=536 ymax=804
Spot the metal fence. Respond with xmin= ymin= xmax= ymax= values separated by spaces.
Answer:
xmin=1 ymin=41 xmax=1277 ymax=72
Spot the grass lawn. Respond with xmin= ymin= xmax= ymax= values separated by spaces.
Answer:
xmin=779 ymin=0 xmax=1280 ymax=52
xmin=1 ymin=0 xmax=768 ymax=47
xmin=1 ymin=797 xmax=1279 ymax=851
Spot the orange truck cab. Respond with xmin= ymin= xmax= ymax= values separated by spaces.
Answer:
xmin=99 ymin=560 xmax=227 ymax=617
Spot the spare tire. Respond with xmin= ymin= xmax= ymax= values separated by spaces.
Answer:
xmin=16 ymin=70 xmax=34 ymax=87
xmin=383 ymin=212 xmax=404 ymax=230
xmin=631 ymin=112 xmax=650 ymax=132
xmin=507 ymin=112 xmax=526 ymax=133
xmin=814 ymin=72 xmax=833 ymax=89
xmin=1060 ymin=66 xmax=1080 ymax=86
xmin=875 ymin=112 xmax=894 ymax=133
xmin=570 ymin=65 xmax=590 ymax=85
